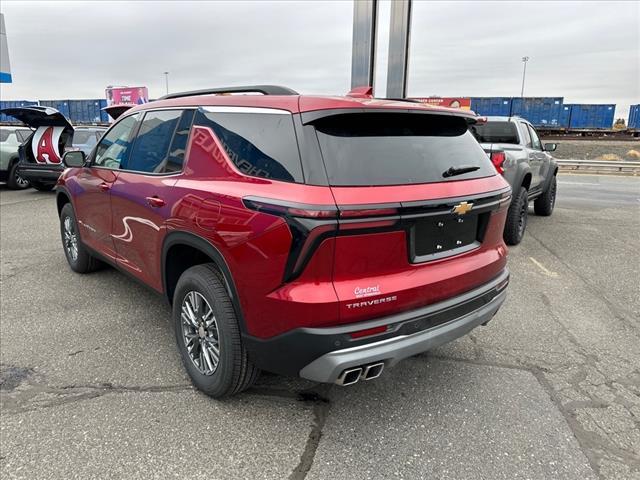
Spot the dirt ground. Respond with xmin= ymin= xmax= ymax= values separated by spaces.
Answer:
xmin=542 ymin=139 xmax=640 ymax=161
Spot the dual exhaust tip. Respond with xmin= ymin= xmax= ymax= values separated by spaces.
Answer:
xmin=335 ymin=362 xmax=384 ymax=386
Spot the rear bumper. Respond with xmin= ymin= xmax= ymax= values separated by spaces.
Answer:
xmin=16 ymin=162 xmax=63 ymax=185
xmin=244 ymin=268 xmax=509 ymax=382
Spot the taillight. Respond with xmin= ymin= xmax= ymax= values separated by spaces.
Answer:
xmin=490 ymin=151 xmax=506 ymax=175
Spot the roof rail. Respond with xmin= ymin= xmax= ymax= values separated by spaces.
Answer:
xmin=159 ymin=85 xmax=299 ymax=100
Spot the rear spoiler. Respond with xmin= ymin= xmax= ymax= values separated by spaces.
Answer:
xmin=102 ymin=104 xmax=133 ymax=121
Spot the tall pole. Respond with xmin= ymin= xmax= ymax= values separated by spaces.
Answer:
xmin=520 ymin=56 xmax=529 ymax=97
xmin=163 ymin=71 xmax=169 ymax=95
xmin=351 ymin=0 xmax=377 ymax=90
xmin=386 ymin=0 xmax=412 ymax=98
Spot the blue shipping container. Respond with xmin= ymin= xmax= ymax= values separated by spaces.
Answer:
xmin=39 ymin=99 xmax=107 ymax=124
xmin=470 ymin=97 xmax=512 ymax=116
xmin=628 ymin=104 xmax=640 ymax=130
xmin=39 ymin=100 xmax=71 ymax=120
xmin=560 ymin=104 xmax=573 ymax=129
xmin=568 ymin=104 xmax=615 ymax=129
xmin=99 ymin=99 xmax=109 ymax=123
xmin=511 ymin=97 xmax=564 ymax=127
xmin=0 ymin=100 xmax=39 ymax=123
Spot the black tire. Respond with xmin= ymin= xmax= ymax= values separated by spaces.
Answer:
xmin=31 ymin=181 xmax=55 ymax=192
xmin=6 ymin=161 xmax=30 ymax=190
xmin=503 ymin=186 xmax=528 ymax=246
xmin=534 ymin=175 xmax=557 ymax=216
xmin=173 ymin=264 xmax=259 ymax=398
xmin=59 ymin=203 xmax=103 ymax=273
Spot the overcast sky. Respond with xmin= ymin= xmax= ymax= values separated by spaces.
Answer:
xmin=1 ymin=1 xmax=638 ymax=118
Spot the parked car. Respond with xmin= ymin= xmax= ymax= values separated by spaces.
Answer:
xmin=55 ymin=85 xmax=511 ymax=398
xmin=470 ymin=116 xmax=558 ymax=245
xmin=0 ymin=126 xmax=32 ymax=189
xmin=0 ymin=106 xmax=106 ymax=191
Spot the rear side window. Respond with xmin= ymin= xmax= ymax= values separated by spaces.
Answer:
xmin=164 ymin=110 xmax=194 ymax=173
xmin=527 ymin=125 xmax=542 ymax=150
xmin=16 ymin=130 xmax=31 ymax=142
xmin=194 ymin=109 xmax=303 ymax=183
xmin=125 ymin=110 xmax=182 ymax=173
xmin=470 ymin=121 xmax=519 ymax=144
xmin=314 ymin=113 xmax=495 ymax=186
xmin=519 ymin=122 xmax=532 ymax=147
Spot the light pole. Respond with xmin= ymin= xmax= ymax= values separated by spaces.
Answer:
xmin=163 ymin=71 xmax=169 ymax=95
xmin=520 ymin=56 xmax=529 ymax=97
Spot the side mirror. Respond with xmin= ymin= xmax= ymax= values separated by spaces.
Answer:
xmin=62 ymin=150 xmax=86 ymax=168
xmin=543 ymin=143 xmax=557 ymax=152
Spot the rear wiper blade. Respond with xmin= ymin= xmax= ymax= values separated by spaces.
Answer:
xmin=442 ymin=165 xmax=481 ymax=178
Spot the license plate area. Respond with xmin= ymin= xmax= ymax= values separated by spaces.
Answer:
xmin=410 ymin=213 xmax=481 ymax=262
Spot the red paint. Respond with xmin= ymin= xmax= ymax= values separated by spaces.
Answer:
xmin=60 ymin=92 xmax=508 ymax=341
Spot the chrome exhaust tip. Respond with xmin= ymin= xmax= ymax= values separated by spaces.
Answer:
xmin=363 ymin=362 xmax=384 ymax=380
xmin=335 ymin=367 xmax=363 ymax=386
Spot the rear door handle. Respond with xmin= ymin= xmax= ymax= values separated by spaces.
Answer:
xmin=99 ymin=182 xmax=110 ymax=192
xmin=146 ymin=196 xmax=166 ymax=208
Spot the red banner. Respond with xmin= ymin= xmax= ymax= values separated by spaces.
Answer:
xmin=410 ymin=97 xmax=471 ymax=110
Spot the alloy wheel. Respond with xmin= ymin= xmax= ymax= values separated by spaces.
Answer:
xmin=181 ymin=291 xmax=220 ymax=375
xmin=63 ymin=216 xmax=78 ymax=261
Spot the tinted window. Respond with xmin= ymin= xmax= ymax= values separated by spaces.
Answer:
xmin=94 ymin=114 xmax=140 ymax=169
xmin=470 ymin=121 xmax=519 ymax=144
xmin=0 ymin=130 xmax=12 ymax=142
xmin=528 ymin=125 xmax=542 ymax=150
xmin=16 ymin=130 xmax=31 ymax=142
xmin=164 ymin=110 xmax=194 ymax=173
xmin=314 ymin=113 xmax=495 ymax=186
xmin=194 ymin=109 xmax=303 ymax=183
xmin=125 ymin=110 xmax=182 ymax=173
xmin=519 ymin=122 xmax=532 ymax=147
xmin=72 ymin=130 xmax=97 ymax=145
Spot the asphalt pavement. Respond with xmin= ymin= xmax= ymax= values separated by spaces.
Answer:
xmin=1 ymin=174 xmax=638 ymax=480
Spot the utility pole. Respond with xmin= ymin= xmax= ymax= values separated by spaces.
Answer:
xmin=163 ymin=71 xmax=169 ymax=95
xmin=520 ymin=56 xmax=529 ymax=97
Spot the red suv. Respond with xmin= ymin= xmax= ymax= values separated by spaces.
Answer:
xmin=56 ymin=85 xmax=511 ymax=398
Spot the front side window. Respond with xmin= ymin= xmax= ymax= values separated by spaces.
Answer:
xmin=125 ymin=110 xmax=182 ymax=173
xmin=194 ymin=109 xmax=303 ymax=183
xmin=94 ymin=114 xmax=140 ymax=169
xmin=315 ymin=113 xmax=495 ymax=186
xmin=528 ymin=125 xmax=542 ymax=150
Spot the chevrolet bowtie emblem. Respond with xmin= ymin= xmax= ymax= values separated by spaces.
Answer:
xmin=452 ymin=202 xmax=473 ymax=215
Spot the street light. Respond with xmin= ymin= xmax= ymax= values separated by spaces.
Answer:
xmin=163 ymin=71 xmax=169 ymax=95
xmin=520 ymin=56 xmax=529 ymax=97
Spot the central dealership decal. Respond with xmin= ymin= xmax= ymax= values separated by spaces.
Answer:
xmin=354 ymin=285 xmax=380 ymax=298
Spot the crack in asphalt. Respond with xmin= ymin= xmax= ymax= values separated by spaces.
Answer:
xmin=0 ymin=378 xmax=194 ymax=415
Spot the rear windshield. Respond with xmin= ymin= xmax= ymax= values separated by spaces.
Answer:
xmin=470 ymin=121 xmax=519 ymax=144
xmin=313 ymin=113 xmax=495 ymax=186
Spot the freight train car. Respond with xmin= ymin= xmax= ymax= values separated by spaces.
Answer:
xmin=0 ymin=100 xmax=38 ymax=122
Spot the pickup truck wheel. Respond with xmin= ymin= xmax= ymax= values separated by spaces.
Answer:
xmin=6 ymin=161 xmax=30 ymax=189
xmin=503 ymin=186 xmax=528 ymax=245
xmin=173 ymin=264 xmax=259 ymax=398
xmin=59 ymin=203 xmax=103 ymax=273
xmin=534 ymin=175 xmax=557 ymax=216
xmin=31 ymin=181 xmax=54 ymax=192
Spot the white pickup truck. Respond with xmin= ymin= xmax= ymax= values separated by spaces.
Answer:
xmin=470 ymin=116 xmax=559 ymax=245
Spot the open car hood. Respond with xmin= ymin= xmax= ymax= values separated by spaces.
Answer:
xmin=0 ymin=106 xmax=74 ymax=131
xmin=102 ymin=104 xmax=133 ymax=121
